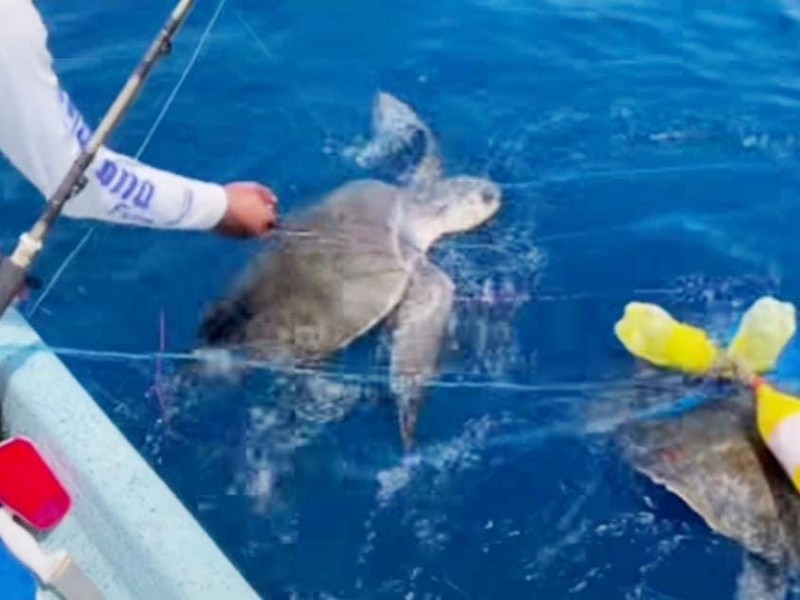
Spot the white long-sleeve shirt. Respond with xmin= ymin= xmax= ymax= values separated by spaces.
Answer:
xmin=0 ymin=0 xmax=228 ymax=230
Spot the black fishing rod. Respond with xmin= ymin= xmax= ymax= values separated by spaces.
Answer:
xmin=0 ymin=0 xmax=197 ymax=320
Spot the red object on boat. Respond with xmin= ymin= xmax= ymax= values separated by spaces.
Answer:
xmin=0 ymin=437 xmax=70 ymax=530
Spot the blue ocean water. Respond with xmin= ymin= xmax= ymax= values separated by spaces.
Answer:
xmin=4 ymin=0 xmax=800 ymax=597
xmin=0 ymin=538 xmax=36 ymax=600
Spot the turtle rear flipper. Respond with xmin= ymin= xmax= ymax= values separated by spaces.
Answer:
xmin=736 ymin=552 xmax=788 ymax=600
xmin=199 ymin=298 xmax=252 ymax=346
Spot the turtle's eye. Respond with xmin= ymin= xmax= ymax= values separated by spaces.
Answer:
xmin=481 ymin=187 xmax=497 ymax=204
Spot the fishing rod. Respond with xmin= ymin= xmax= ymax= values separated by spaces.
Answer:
xmin=0 ymin=0 xmax=197 ymax=320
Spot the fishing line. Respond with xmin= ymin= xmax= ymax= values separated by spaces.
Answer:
xmin=396 ymin=394 xmax=719 ymax=462
xmin=500 ymin=160 xmax=787 ymax=190
xmin=0 ymin=340 xmax=657 ymax=395
xmin=233 ymin=10 xmax=330 ymax=138
xmin=27 ymin=0 xmax=228 ymax=319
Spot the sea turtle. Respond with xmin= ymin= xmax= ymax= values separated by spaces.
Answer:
xmin=198 ymin=91 xmax=502 ymax=448
xmin=615 ymin=384 xmax=800 ymax=599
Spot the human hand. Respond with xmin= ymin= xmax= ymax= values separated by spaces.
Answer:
xmin=216 ymin=182 xmax=278 ymax=238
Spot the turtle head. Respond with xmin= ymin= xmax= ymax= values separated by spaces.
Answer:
xmin=419 ymin=176 xmax=501 ymax=242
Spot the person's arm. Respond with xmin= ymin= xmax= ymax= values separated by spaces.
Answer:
xmin=0 ymin=0 xmax=276 ymax=235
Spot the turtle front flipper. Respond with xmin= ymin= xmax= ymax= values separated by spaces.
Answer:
xmin=355 ymin=91 xmax=443 ymax=189
xmin=389 ymin=261 xmax=454 ymax=450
